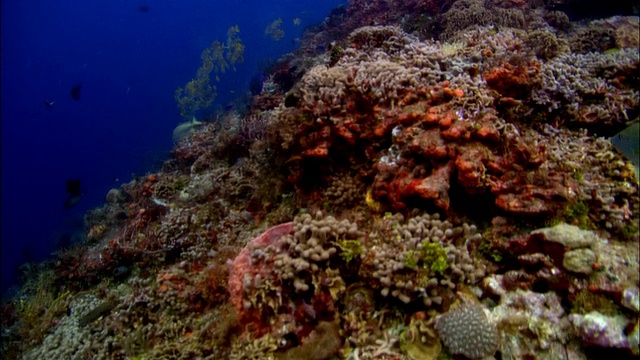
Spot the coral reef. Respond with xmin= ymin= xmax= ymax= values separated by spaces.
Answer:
xmin=3 ymin=2 xmax=639 ymax=360
xmin=25 ymin=294 xmax=102 ymax=359
xmin=437 ymin=0 xmax=526 ymax=41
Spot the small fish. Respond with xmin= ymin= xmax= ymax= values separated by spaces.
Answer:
xmin=70 ymin=83 xmax=82 ymax=100
xmin=609 ymin=122 xmax=640 ymax=179
xmin=293 ymin=18 xmax=301 ymax=26
xmin=151 ymin=197 xmax=168 ymax=207
xmin=137 ymin=4 xmax=150 ymax=13
xmin=44 ymin=99 xmax=55 ymax=108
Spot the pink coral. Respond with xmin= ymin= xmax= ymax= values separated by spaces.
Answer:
xmin=227 ymin=222 xmax=293 ymax=332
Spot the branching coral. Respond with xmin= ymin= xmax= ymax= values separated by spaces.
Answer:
xmin=531 ymin=49 xmax=639 ymax=126
xmin=265 ymin=18 xmax=285 ymax=41
xmin=323 ymin=174 xmax=364 ymax=210
xmin=525 ymin=30 xmax=570 ymax=60
xmin=225 ymin=25 xmax=245 ymax=68
xmin=174 ymin=65 xmax=217 ymax=120
xmin=569 ymin=27 xmax=616 ymax=54
xmin=366 ymin=212 xmax=486 ymax=305
xmin=436 ymin=0 xmax=526 ymax=41
xmin=175 ymin=25 xmax=245 ymax=119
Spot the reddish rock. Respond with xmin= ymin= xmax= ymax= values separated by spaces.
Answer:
xmin=228 ymin=223 xmax=293 ymax=322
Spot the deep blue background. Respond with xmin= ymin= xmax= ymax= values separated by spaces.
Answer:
xmin=1 ymin=0 xmax=346 ymax=296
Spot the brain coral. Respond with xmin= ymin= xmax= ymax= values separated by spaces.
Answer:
xmin=435 ymin=304 xmax=500 ymax=359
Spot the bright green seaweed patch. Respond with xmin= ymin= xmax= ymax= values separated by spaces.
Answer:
xmin=547 ymin=201 xmax=591 ymax=229
xmin=403 ymin=242 xmax=450 ymax=273
xmin=338 ymin=239 xmax=364 ymax=263
xmin=421 ymin=242 xmax=449 ymax=274
xmin=571 ymin=290 xmax=620 ymax=317
xmin=403 ymin=250 xmax=419 ymax=270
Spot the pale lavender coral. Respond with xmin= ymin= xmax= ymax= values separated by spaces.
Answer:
xmin=569 ymin=311 xmax=632 ymax=349
xmin=297 ymin=26 xmax=449 ymax=113
xmin=622 ymin=286 xmax=640 ymax=313
xmin=532 ymin=49 xmax=639 ymax=123
xmin=438 ymin=0 xmax=525 ymax=40
xmin=485 ymin=277 xmax=571 ymax=354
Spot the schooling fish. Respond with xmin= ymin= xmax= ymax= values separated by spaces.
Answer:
xmin=609 ymin=122 xmax=639 ymax=180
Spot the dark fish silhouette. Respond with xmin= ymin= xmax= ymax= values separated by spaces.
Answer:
xmin=44 ymin=99 xmax=55 ymax=108
xmin=137 ymin=4 xmax=150 ymax=13
xmin=70 ymin=83 xmax=82 ymax=100
xmin=64 ymin=179 xmax=85 ymax=208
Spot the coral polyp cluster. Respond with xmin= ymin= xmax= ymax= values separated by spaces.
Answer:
xmin=435 ymin=303 xmax=500 ymax=359
xmin=3 ymin=1 xmax=639 ymax=359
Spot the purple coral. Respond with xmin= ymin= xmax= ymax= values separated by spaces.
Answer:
xmin=435 ymin=304 xmax=500 ymax=359
xmin=569 ymin=311 xmax=631 ymax=350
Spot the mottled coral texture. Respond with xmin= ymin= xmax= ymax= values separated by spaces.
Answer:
xmin=435 ymin=304 xmax=500 ymax=359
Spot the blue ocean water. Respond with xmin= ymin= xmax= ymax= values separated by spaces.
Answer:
xmin=1 ymin=0 xmax=346 ymax=297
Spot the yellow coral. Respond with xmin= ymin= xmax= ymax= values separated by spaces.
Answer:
xmin=174 ymin=25 xmax=244 ymax=119
xmin=265 ymin=18 xmax=285 ymax=41
xmin=365 ymin=187 xmax=383 ymax=212
xmin=440 ymin=41 xmax=465 ymax=56
xmin=226 ymin=25 xmax=245 ymax=68
xmin=88 ymin=224 xmax=107 ymax=239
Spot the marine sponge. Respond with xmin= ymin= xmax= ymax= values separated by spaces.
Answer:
xmin=435 ymin=304 xmax=499 ymax=359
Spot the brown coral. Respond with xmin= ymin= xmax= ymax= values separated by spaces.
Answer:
xmin=484 ymin=62 xmax=539 ymax=99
